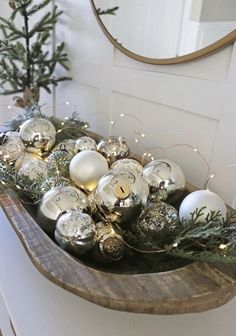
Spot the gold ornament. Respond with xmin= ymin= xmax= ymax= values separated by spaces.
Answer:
xmin=20 ymin=118 xmax=56 ymax=153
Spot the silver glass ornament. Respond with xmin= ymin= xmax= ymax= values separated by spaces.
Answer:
xmin=55 ymin=210 xmax=96 ymax=256
xmin=95 ymin=170 xmax=149 ymax=224
xmin=143 ymin=159 xmax=185 ymax=203
xmin=47 ymin=149 xmax=73 ymax=178
xmin=111 ymin=158 xmax=143 ymax=175
xmin=20 ymin=118 xmax=56 ymax=153
xmin=74 ymin=136 xmax=97 ymax=153
xmin=92 ymin=222 xmax=125 ymax=262
xmin=0 ymin=131 xmax=25 ymax=162
xmin=97 ymin=136 xmax=129 ymax=164
xmin=53 ymin=139 xmax=76 ymax=156
xmin=136 ymin=202 xmax=179 ymax=241
xmin=38 ymin=186 xmax=89 ymax=234
xmin=41 ymin=177 xmax=72 ymax=196
xmin=18 ymin=160 xmax=47 ymax=181
xmin=15 ymin=151 xmax=43 ymax=171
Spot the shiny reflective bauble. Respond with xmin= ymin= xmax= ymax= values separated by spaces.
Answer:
xmin=95 ymin=170 xmax=149 ymax=224
xmin=69 ymin=150 xmax=109 ymax=192
xmin=47 ymin=149 xmax=73 ymax=178
xmin=55 ymin=210 xmax=96 ymax=256
xmin=136 ymin=202 xmax=179 ymax=241
xmin=94 ymin=222 xmax=125 ymax=262
xmin=18 ymin=160 xmax=47 ymax=181
xmin=20 ymin=118 xmax=56 ymax=152
xmin=38 ymin=186 xmax=89 ymax=234
xmin=179 ymin=190 xmax=227 ymax=224
xmin=74 ymin=136 xmax=97 ymax=153
xmin=143 ymin=159 xmax=185 ymax=202
xmin=15 ymin=151 xmax=42 ymax=171
xmin=111 ymin=158 xmax=143 ymax=175
xmin=0 ymin=131 xmax=25 ymax=162
xmin=97 ymin=136 xmax=129 ymax=164
xmin=53 ymin=139 xmax=76 ymax=156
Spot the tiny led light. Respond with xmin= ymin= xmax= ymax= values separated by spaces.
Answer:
xmin=119 ymin=113 xmax=125 ymax=118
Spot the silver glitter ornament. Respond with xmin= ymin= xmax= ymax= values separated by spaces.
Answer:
xmin=15 ymin=151 xmax=42 ymax=171
xmin=111 ymin=158 xmax=143 ymax=175
xmin=53 ymin=139 xmax=76 ymax=156
xmin=92 ymin=222 xmax=125 ymax=263
xmin=74 ymin=136 xmax=97 ymax=153
xmin=97 ymin=136 xmax=129 ymax=164
xmin=0 ymin=131 xmax=25 ymax=162
xmin=143 ymin=159 xmax=185 ymax=203
xmin=95 ymin=170 xmax=149 ymax=224
xmin=38 ymin=186 xmax=89 ymax=234
xmin=55 ymin=210 xmax=96 ymax=255
xmin=18 ymin=160 xmax=47 ymax=181
xmin=136 ymin=202 xmax=179 ymax=241
xmin=47 ymin=149 xmax=73 ymax=178
xmin=20 ymin=118 xmax=56 ymax=153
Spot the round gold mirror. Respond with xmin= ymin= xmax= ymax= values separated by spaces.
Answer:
xmin=90 ymin=0 xmax=236 ymax=64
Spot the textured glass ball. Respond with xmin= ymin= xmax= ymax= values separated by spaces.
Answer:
xmin=97 ymin=136 xmax=129 ymax=164
xmin=20 ymin=118 xmax=56 ymax=152
xmin=38 ymin=186 xmax=89 ymax=234
xmin=136 ymin=202 xmax=179 ymax=240
xmin=53 ymin=139 xmax=76 ymax=156
xmin=18 ymin=160 xmax=47 ymax=181
xmin=55 ymin=210 xmax=96 ymax=256
xmin=47 ymin=149 xmax=73 ymax=178
xmin=69 ymin=150 xmax=109 ymax=192
xmin=15 ymin=151 xmax=43 ymax=171
xmin=179 ymin=190 xmax=227 ymax=224
xmin=74 ymin=136 xmax=97 ymax=153
xmin=95 ymin=170 xmax=149 ymax=223
xmin=111 ymin=158 xmax=143 ymax=175
xmin=0 ymin=131 xmax=25 ymax=162
xmin=143 ymin=159 xmax=185 ymax=202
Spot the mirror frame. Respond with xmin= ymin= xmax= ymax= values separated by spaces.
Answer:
xmin=90 ymin=0 xmax=236 ymax=64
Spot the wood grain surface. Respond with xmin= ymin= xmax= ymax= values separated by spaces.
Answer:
xmin=1 ymin=192 xmax=236 ymax=315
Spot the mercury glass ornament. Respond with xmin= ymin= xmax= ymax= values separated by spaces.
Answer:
xmin=95 ymin=170 xmax=149 ymax=224
xmin=74 ymin=136 xmax=97 ymax=153
xmin=179 ymin=190 xmax=227 ymax=224
xmin=55 ymin=210 xmax=96 ymax=256
xmin=20 ymin=118 xmax=56 ymax=153
xmin=92 ymin=222 xmax=125 ymax=263
xmin=111 ymin=158 xmax=143 ymax=175
xmin=97 ymin=136 xmax=129 ymax=165
xmin=47 ymin=149 xmax=73 ymax=178
xmin=69 ymin=150 xmax=109 ymax=192
xmin=136 ymin=202 xmax=179 ymax=241
xmin=0 ymin=131 xmax=25 ymax=162
xmin=53 ymin=139 xmax=76 ymax=156
xmin=143 ymin=159 xmax=185 ymax=203
xmin=38 ymin=186 xmax=89 ymax=234
xmin=18 ymin=160 xmax=47 ymax=181
xmin=41 ymin=177 xmax=72 ymax=195
xmin=15 ymin=151 xmax=42 ymax=171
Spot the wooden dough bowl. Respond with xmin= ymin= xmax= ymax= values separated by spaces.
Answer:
xmin=1 ymin=191 xmax=236 ymax=315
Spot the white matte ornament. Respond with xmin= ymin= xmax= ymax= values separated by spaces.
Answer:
xmin=69 ymin=150 xmax=109 ymax=191
xmin=179 ymin=190 xmax=227 ymax=224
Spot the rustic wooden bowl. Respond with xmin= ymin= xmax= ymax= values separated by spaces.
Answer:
xmin=1 ymin=192 xmax=236 ymax=315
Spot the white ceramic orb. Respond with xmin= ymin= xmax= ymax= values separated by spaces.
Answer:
xmin=179 ymin=190 xmax=227 ymax=224
xmin=69 ymin=150 xmax=109 ymax=191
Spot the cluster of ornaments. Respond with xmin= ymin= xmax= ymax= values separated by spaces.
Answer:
xmin=0 ymin=117 xmax=228 ymax=264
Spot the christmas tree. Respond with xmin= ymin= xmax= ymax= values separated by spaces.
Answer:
xmin=0 ymin=0 xmax=71 ymax=107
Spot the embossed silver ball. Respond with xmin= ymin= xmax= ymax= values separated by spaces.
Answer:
xmin=0 ymin=131 xmax=25 ymax=162
xmin=18 ymin=160 xmax=47 ymax=181
xmin=38 ymin=186 xmax=89 ymax=234
xmin=136 ymin=202 xmax=180 ymax=241
xmin=20 ymin=118 xmax=56 ymax=153
xmin=143 ymin=159 xmax=185 ymax=202
xmin=74 ymin=136 xmax=97 ymax=153
xmin=97 ymin=136 xmax=129 ymax=164
xmin=95 ymin=170 xmax=149 ymax=224
xmin=111 ymin=158 xmax=143 ymax=175
xmin=55 ymin=210 xmax=96 ymax=255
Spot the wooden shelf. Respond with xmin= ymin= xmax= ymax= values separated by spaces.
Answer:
xmin=1 ymin=192 xmax=236 ymax=315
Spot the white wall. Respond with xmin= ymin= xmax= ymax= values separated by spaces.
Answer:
xmin=1 ymin=1 xmax=236 ymax=334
